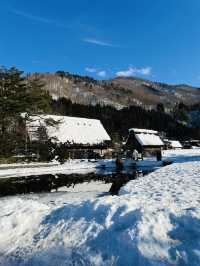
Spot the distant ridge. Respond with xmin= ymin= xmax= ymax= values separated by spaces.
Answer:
xmin=28 ymin=72 xmax=200 ymax=109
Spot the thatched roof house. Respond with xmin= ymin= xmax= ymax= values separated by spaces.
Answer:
xmin=26 ymin=115 xmax=111 ymax=148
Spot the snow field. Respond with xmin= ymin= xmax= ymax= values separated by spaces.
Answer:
xmin=0 ymin=149 xmax=200 ymax=265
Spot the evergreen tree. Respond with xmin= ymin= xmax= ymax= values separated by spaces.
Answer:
xmin=0 ymin=66 xmax=52 ymax=158
xmin=173 ymin=102 xmax=189 ymax=123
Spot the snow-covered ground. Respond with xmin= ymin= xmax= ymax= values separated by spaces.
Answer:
xmin=0 ymin=149 xmax=200 ymax=266
xmin=0 ymin=160 xmax=97 ymax=178
xmin=0 ymin=158 xmax=143 ymax=178
xmin=163 ymin=148 xmax=200 ymax=163
xmin=1 ymin=149 xmax=200 ymax=178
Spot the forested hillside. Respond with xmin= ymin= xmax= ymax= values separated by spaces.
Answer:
xmin=52 ymin=98 xmax=200 ymax=141
xmin=29 ymin=71 xmax=200 ymax=109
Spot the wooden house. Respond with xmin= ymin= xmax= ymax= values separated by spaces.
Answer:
xmin=126 ymin=128 xmax=164 ymax=160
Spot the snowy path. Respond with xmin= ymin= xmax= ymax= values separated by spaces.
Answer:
xmin=0 ymin=149 xmax=200 ymax=265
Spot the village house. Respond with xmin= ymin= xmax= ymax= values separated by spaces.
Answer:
xmin=183 ymin=140 xmax=200 ymax=149
xmin=126 ymin=128 xmax=164 ymax=161
xmin=26 ymin=115 xmax=111 ymax=159
xmin=189 ymin=140 xmax=200 ymax=147
xmin=168 ymin=140 xmax=183 ymax=149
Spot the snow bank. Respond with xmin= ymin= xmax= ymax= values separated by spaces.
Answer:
xmin=1 ymin=149 xmax=200 ymax=265
xmin=0 ymin=160 xmax=97 ymax=178
xmin=163 ymin=148 xmax=200 ymax=163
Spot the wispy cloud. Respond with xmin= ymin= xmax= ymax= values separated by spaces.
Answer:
xmin=83 ymin=38 xmax=116 ymax=47
xmin=10 ymin=9 xmax=69 ymax=29
xmin=85 ymin=67 xmax=97 ymax=73
xmin=116 ymin=67 xmax=152 ymax=77
xmin=85 ymin=67 xmax=107 ymax=78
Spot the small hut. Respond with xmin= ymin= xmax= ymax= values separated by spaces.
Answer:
xmin=126 ymin=128 xmax=164 ymax=161
xmin=183 ymin=140 xmax=200 ymax=149
xmin=169 ymin=140 xmax=182 ymax=149
xmin=189 ymin=140 xmax=200 ymax=147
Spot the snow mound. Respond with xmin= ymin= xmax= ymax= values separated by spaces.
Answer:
xmin=1 ymin=151 xmax=200 ymax=265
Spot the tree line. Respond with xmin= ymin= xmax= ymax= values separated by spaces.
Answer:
xmin=52 ymin=98 xmax=200 ymax=142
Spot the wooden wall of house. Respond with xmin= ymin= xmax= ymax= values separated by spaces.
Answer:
xmin=126 ymin=131 xmax=143 ymax=153
xmin=64 ymin=149 xmax=102 ymax=159
xmin=142 ymin=147 xmax=161 ymax=156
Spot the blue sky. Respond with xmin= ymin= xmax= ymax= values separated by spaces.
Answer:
xmin=1 ymin=0 xmax=200 ymax=86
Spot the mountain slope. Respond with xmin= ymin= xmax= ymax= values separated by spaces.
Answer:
xmin=29 ymin=72 xmax=200 ymax=109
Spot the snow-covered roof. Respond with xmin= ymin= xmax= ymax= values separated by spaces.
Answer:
xmin=135 ymin=133 xmax=164 ymax=146
xmin=26 ymin=115 xmax=111 ymax=145
xmin=169 ymin=140 xmax=183 ymax=148
xmin=129 ymin=128 xmax=158 ymax=134
xmin=128 ymin=128 xmax=163 ymax=146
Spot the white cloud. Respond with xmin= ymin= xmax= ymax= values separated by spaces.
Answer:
xmin=85 ymin=67 xmax=106 ymax=78
xmin=97 ymin=70 xmax=106 ymax=78
xmin=10 ymin=9 xmax=69 ymax=29
xmin=85 ymin=67 xmax=97 ymax=73
xmin=116 ymin=67 xmax=152 ymax=77
xmin=83 ymin=38 xmax=115 ymax=47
